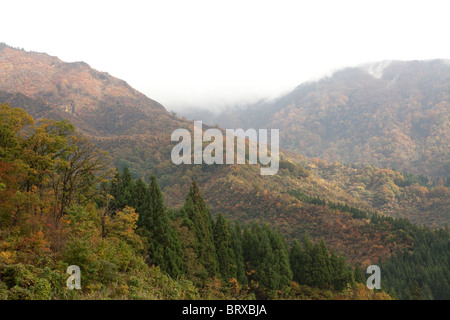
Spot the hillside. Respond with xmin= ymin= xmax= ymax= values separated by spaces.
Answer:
xmin=1 ymin=102 xmax=447 ymax=299
xmin=193 ymin=60 xmax=450 ymax=179
xmin=0 ymin=43 xmax=171 ymax=136
xmin=0 ymin=44 xmax=449 ymax=300
xmin=0 ymin=44 xmax=448 ymax=261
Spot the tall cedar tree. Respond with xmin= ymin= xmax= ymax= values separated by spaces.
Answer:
xmin=289 ymin=235 xmax=354 ymax=291
xmin=310 ymin=238 xmax=332 ymax=288
xmin=109 ymin=167 xmax=134 ymax=212
xmin=329 ymin=249 xmax=354 ymax=291
xmin=133 ymin=177 xmax=147 ymax=210
xmin=230 ymin=221 xmax=247 ymax=286
xmin=137 ymin=175 xmax=184 ymax=278
xmin=182 ymin=181 xmax=218 ymax=278
xmin=213 ymin=213 xmax=237 ymax=281
xmin=242 ymin=223 xmax=292 ymax=292
xmin=289 ymin=239 xmax=304 ymax=284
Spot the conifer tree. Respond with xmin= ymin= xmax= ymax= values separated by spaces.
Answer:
xmin=269 ymin=227 xmax=293 ymax=290
xmin=213 ymin=213 xmax=237 ymax=281
xmin=390 ymin=287 xmax=398 ymax=300
xmin=289 ymin=239 xmax=303 ymax=283
xmin=242 ymin=223 xmax=258 ymax=268
xmin=300 ymin=234 xmax=314 ymax=286
xmin=329 ymin=250 xmax=354 ymax=291
xmin=133 ymin=177 xmax=148 ymax=211
xmin=109 ymin=167 xmax=135 ymax=212
xmin=120 ymin=166 xmax=135 ymax=207
xmin=242 ymin=223 xmax=292 ymax=292
xmin=412 ymin=281 xmax=424 ymax=300
xmin=138 ymin=176 xmax=184 ymax=278
xmin=354 ymin=264 xmax=365 ymax=284
xmin=256 ymin=224 xmax=276 ymax=290
xmin=230 ymin=221 xmax=247 ymax=286
xmin=290 ymin=235 xmax=354 ymax=290
xmin=183 ymin=180 xmax=218 ymax=278
xmin=173 ymin=207 xmax=203 ymax=283
xmin=108 ymin=170 xmax=120 ymax=211
xmin=309 ymin=238 xmax=332 ymax=288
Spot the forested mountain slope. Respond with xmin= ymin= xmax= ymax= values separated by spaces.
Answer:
xmin=0 ymin=44 xmax=448 ymax=266
xmin=194 ymin=60 xmax=450 ymax=179
xmin=1 ymin=44 xmax=449 ymax=300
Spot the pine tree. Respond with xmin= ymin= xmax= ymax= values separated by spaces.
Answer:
xmin=230 ymin=221 xmax=247 ymax=286
xmin=289 ymin=239 xmax=304 ymax=284
xmin=354 ymin=264 xmax=365 ymax=284
xmin=291 ymin=235 xmax=353 ymax=291
xmin=109 ymin=167 xmax=135 ymax=212
xmin=251 ymin=224 xmax=276 ymax=291
xmin=390 ymin=287 xmax=398 ymax=300
xmin=412 ymin=281 xmax=424 ymax=300
xmin=242 ymin=223 xmax=292 ymax=293
xmin=311 ymin=238 xmax=332 ymax=289
xmin=183 ymin=180 xmax=218 ymax=278
xmin=300 ymin=234 xmax=314 ymax=286
xmin=138 ymin=176 xmax=184 ymax=278
xmin=108 ymin=170 xmax=120 ymax=212
xmin=213 ymin=213 xmax=237 ymax=281
xmin=173 ymin=207 xmax=203 ymax=283
xmin=269 ymin=227 xmax=293 ymax=290
xmin=242 ymin=223 xmax=259 ymax=269
xmin=133 ymin=177 xmax=148 ymax=211
xmin=121 ymin=167 xmax=135 ymax=207
xmin=329 ymin=250 xmax=354 ymax=291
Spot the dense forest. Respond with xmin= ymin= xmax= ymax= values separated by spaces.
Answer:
xmin=1 ymin=103 xmax=448 ymax=300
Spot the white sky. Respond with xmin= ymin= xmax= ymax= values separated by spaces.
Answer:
xmin=2 ymin=0 xmax=450 ymax=111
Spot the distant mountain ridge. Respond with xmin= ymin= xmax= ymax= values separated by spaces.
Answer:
xmin=0 ymin=43 xmax=169 ymax=136
xmin=187 ymin=60 xmax=450 ymax=178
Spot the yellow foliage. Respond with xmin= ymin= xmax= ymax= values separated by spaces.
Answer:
xmin=106 ymin=206 xmax=143 ymax=249
xmin=0 ymin=250 xmax=16 ymax=264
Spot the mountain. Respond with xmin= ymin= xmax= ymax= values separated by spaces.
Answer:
xmin=1 ymin=43 xmax=449 ymax=300
xmin=0 ymin=43 xmax=171 ymax=136
xmin=190 ymin=60 xmax=450 ymax=179
xmin=0 ymin=43 xmax=448 ymax=265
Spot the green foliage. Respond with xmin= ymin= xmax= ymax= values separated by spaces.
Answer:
xmin=287 ymin=189 xmax=369 ymax=219
xmin=137 ymin=175 xmax=184 ymax=278
xmin=395 ymin=172 xmax=430 ymax=188
xmin=289 ymin=235 xmax=354 ymax=291
xmin=0 ymin=263 xmax=69 ymax=300
xmin=279 ymin=159 xmax=310 ymax=178
xmin=213 ymin=213 xmax=237 ymax=281
xmin=242 ymin=223 xmax=292 ymax=296
xmin=376 ymin=218 xmax=450 ymax=300
xmin=230 ymin=221 xmax=247 ymax=286
xmin=181 ymin=181 xmax=218 ymax=279
xmin=0 ymin=103 xmax=445 ymax=301
xmin=109 ymin=167 xmax=135 ymax=212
